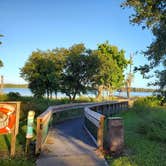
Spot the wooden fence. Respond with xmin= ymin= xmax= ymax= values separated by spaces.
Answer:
xmin=91 ymin=101 xmax=128 ymax=116
xmin=84 ymin=101 xmax=128 ymax=150
xmin=84 ymin=107 xmax=105 ymax=150
xmin=35 ymin=102 xmax=99 ymax=154
xmin=35 ymin=107 xmax=53 ymax=154
xmin=35 ymin=101 xmax=128 ymax=154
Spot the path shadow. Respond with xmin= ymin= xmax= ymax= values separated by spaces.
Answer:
xmin=53 ymin=117 xmax=96 ymax=148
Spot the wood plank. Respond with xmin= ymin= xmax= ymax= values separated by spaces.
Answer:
xmin=84 ymin=111 xmax=99 ymax=127
xmin=10 ymin=131 xmax=16 ymax=157
xmin=36 ymin=117 xmax=42 ymax=154
xmin=14 ymin=102 xmax=21 ymax=136
xmin=97 ymin=116 xmax=105 ymax=150
xmin=84 ymin=107 xmax=103 ymax=121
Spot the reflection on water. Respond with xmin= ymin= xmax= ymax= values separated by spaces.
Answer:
xmin=3 ymin=88 xmax=153 ymax=98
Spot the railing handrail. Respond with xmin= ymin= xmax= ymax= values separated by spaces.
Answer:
xmin=84 ymin=107 xmax=104 ymax=127
xmin=84 ymin=100 xmax=129 ymax=151
xmin=35 ymin=100 xmax=129 ymax=154
xmin=35 ymin=102 xmax=100 ymax=154
xmin=85 ymin=107 xmax=103 ymax=120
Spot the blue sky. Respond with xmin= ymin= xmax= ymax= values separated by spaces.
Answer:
xmin=0 ymin=0 xmax=154 ymax=87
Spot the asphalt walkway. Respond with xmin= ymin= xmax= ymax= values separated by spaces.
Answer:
xmin=36 ymin=118 xmax=107 ymax=166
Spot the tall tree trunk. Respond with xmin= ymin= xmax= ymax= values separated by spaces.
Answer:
xmin=126 ymin=81 xmax=131 ymax=99
xmin=50 ymin=92 xmax=52 ymax=99
xmin=72 ymin=92 xmax=77 ymax=102
xmin=108 ymin=85 xmax=112 ymax=97
xmin=96 ymin=85 xmax=103 ymax=100
xmin=46 ymin=90 xmax=49 ymax=99
xmin=67 ymin=94 xmax=72 ymax=101
xmin=55 ymin=92 xmax=57 ymax=99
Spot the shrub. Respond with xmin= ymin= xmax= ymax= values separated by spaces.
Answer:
xmin=7 ymin=92 xmax=21 ymax=100
xmin=0 ymin=94 xmax=8 ymax=101
xmin=132 ymin=96 xmax=161 ymax=112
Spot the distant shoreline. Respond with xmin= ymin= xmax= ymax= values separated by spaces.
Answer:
xmin=4 ymin=84 xmax=28 ymax=88
xmin=3 ymin=84 xmax=157 ymax=92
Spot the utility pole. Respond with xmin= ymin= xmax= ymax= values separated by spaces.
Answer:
xmin=126 ymin=53 xmax=134 ymax=99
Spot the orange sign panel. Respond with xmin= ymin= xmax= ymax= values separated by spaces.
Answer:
xmin=0 ymin=104 xmax=16 ymax=134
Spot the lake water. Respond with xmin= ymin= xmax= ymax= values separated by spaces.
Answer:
xmin=3 ymin=88 xmax=154 ymax=98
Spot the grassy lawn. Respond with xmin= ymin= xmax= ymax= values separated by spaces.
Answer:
xmin=107 ymin=105 xmax=166 ymax=166
xmin=0 ymin=157 xmax=35 ymax=166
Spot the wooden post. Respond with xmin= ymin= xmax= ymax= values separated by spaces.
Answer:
xmin=35 ymin=109 xmax=52 ymax=154
xmin=26 ymin=110 xmax=35 ymax=155
xmin=106 ymin=105 xmax=109 ymax=115
xmin=14 ymin=102 xmax=21 ymax=136
xmin=36 ymin=117 xmax=42 ymax=154
xmin=119 ymin=103 xmax=121 ymax=111
xmin=113 ymin=104 xmax=116 ymax=114
xmin=108 ymin=104 xmax=110 ymax=115
xmin=107 ymin=117 xmax=124 ymax=155
xmin=112 ymin=104 xmax=115 ymax=115
xmin=10 ymin=131 xmax=17 ymax=157
xmin=97 ymin=115 xmax=105 ymax=151
xmin=110 ymin=104 xmax=115 ymax=116
xmin=10 ymin=102 xmax=21 ymax=157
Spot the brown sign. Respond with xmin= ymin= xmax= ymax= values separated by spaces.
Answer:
xmin=0 ymin=102 xmax=20 ymax=156
xmin=0 ymin=104 xmax=16 ymax=134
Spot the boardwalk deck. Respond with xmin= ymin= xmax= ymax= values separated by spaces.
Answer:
xmin=36 ymin=118 xmax=107 ymax=166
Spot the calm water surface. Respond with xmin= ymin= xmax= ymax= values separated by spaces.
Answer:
xmin=3 ymin=88 xmax=154 ymax=98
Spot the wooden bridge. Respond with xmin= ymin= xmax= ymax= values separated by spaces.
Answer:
xmin=36 ymin=101 xmax=128 ymax=166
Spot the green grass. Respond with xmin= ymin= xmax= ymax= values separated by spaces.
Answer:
xmin=0 ymin=157 xmax=35 ymax=166
xmin=107 ymin=98 xmax=166 ymax=166
xmin=0 ymin=119 xmax=35 ymax=166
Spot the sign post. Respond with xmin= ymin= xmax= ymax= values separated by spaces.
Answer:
xmin=26 ymin=110 xmax=35 ymax=154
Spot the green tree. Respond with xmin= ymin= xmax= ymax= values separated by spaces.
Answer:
xmin=20 ymin=49 xmax=62 ymax=98
xmin=60 ymin=44 xmax=99 ymax=101
xmin=93 ymin=42 xmax=128 ymax=99
xmin=51 ymin=48 xmax=68 ymax=98
xmin=122 ymin=0 xmax=166 ymax=90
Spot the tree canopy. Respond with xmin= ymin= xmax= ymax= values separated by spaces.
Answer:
xmin=21 ymin=42 xmax=128 ymax=100
xmin=93 ymin=42 xmax=128 ymax=98
xmin=122 ymin=0 xmax=166 ymax=90
xmin=60 ymin=44 xmax=99 ymax=101
xmin=20 ymin=49 xmax=63 ymax=98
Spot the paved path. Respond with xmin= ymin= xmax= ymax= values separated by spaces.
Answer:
xmin=36 ymin=118 xmax=107 ymax=166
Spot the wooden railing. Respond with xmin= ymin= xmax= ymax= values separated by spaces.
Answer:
xmin=35 ymin=106 xmax=53 ymax=154
xmin=91 ymin=101 xmax=128 ymax=116
xmin=84 ymin=107 xmax=105 ymax=150
xmin=35 ymin=102 xmax=99 ymax=154
xmin=36 ymin=101 xmax=128 ymax=154
xmin=84 ymin=101 xmax=128 ymax=151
